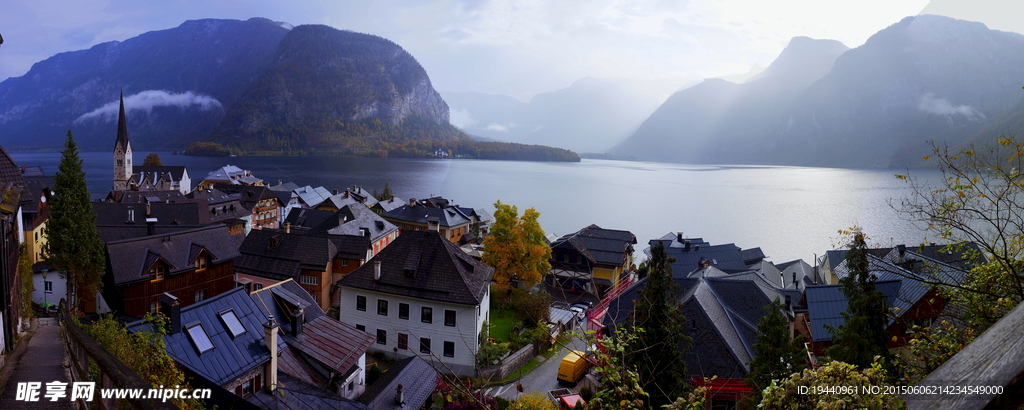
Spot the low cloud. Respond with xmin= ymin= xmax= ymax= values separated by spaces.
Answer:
xmin=917 ymin=93 xmax=984 ymax=121
xmin=449 ymin=108 xmax=475 ymax=128
xmin=75 ymin=90 xmax=223 ymax=123
xmin=485 ymin=122 xmax=517 ymax=132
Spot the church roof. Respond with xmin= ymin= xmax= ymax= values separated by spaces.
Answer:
xmin=115 ymin=92 xmax=130 ymax=151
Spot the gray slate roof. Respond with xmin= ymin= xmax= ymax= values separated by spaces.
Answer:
xmin=338 ymin=230 xmax=494 ymax=305
xmin=287 ymin=204 xmax=398 ymax=244
xmin=236 ymin=229 xmax=338 ymax=280
xmin=550 ymin=224 xmax=636 ymax=267
xmin=105 ymin=225 xmax=241 ymax=285
xmin=93 ymin=202 xmax=201 ymax=226
xmin=382 ymin=204 xmax=471 ymax=228
xmin=804 ymin=280 xmax=902 ymax=343
xmin=360 ymin=356 xmax=438 ymax=410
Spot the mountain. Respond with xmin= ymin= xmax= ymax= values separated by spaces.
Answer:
xmin=614 ymin=36 xmax=849 ymax=163
xmin=444 ymin=77 xmax=666 ymax=153
xmin=209 ymin=24 xmax=460 ymax=153
xmin=614 ymin=15 xmax=1024 ymax=167
xmin=0 ymin=18 xmax=291 ymax=151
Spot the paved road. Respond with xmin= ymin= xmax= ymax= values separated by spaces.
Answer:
xmin=484 ymin=336 xmax=591 ymax=401
xmin=0 ymin=318 xmax=75 ymax=409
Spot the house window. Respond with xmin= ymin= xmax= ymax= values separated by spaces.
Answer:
xmin=356 ymin=295 xmax=366 ymax=311
xmin=44 ymin=281 xmax=52 ymax=293
xmin=149 ymin=302 xmax=160 ymax=315
xmin=356 ymin=324 xmax=365 ymax=332
xmin=341 ymin=259 xmax=349 ymax=267
xmin=348 ymin=381 xmax=354 ymax=393
xmin=445 ymin=310 xmax=457 ymax=327
xmin=220 ymin=310 xmax=246 ymax=337
xmin=241 ymin=378 xmax=254 ymax=397
xmin=150 ymin=265 xmax=165 ymax=282
xmin=253 ymin=283 xmax=263 ymax=291
xmin=399 ymin=303 xmax=409 ymax=320
xmin=186 ymin=323 xmax=214 ymax=354
xmin=376 ymin=329 xmax=387 ymax=345
xmin=444 ymin=341 xmax=455 ymax=358
xmin=300 ymin=275 xmax=319 ymax=286
xmin=398 ymin=333 xmax=408 ymax=350
xmin=194 ymin=255 xmax=209 ymax=271
xmin=194 ymin=289 xmax=207 ymax=302
xmin=421 ymin=307 xmax=433 ymax=323
xmin=377 ymin=299 xmax=389 ymax=316
xmin=420 ymin=337 xmax=431 ymax=354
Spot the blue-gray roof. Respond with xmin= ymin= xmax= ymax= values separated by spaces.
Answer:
xmin=804 ymin=280 xmax=901 ymax=343
xmin=361 ymin=356 xmax=438 ymax=410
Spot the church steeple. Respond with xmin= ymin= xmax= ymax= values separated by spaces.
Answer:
xmin=113 ymin=91 xmax=133 ymax=191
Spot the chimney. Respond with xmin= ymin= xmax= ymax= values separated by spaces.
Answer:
xmin=896 ymin=244 xmax=907 ymax=263
xmin=284 ymin=222 xmax=291 ymax=234
xmin=333 ymin=189 xmax=339 ymax=195
xmin=290 ymin=308 xmax=305 ymax=337
xmin=264 ymin=315 xmax=279 ymax=392
xmin=676 ymin=233 xmax=683 ymax=243
xmin=683 ymin=240 xmax=691 ymax=252
xmin=395 ymin=383 xmax=405 ymax=405
xmin=160 ymin=293 xmax=181 ymax=334
xmin=146 ymin=217 xmax=157 ymax=236
xmin=374 ymin=260 xmax=382 ymax=281
xmin=408 ymin=198 xmax=416 ymax=207
xmin=427 ymin=217 xmax=440 ymax=232
xmin=145 ymin=201 xmax=151 ymax=217
xmin=792 ymin=271 xmax=797 ymax=287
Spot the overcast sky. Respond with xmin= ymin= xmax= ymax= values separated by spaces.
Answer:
xmin=0 ymin=1 xmax=1014 ymax=101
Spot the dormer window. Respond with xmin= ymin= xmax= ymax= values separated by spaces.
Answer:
xmin=194 ymin=254 xmax=209 ymax=271
xmin=150 ymin=265 xmax=166 ymax=282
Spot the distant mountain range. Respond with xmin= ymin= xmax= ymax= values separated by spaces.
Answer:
xmin=0 ymin=18 xmax=577 ymax=161
xmin=614 ymin=15 xmax=1024 ymax=167
xmin=443 ymin=77 xmax=670 ymax=153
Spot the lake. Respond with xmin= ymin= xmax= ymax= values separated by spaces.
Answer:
xmin=9 ymin=151 xmax=944 ymax=264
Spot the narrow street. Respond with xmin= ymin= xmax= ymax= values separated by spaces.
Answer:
xmin=483 ymin=336 xmax=591 ymax=401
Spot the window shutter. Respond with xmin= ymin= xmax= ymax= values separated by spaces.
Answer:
xmin=255 ymin=375 xmax=262 ymax=392
xmin=235 ymin=385 xmax=243 ymax=397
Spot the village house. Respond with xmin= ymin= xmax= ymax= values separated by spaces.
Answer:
xmin=100 ymin=225 xmax=242 ymax=317
xmin=548 ymin=224 xmax=637 ymax=295
xmin=234 ymin=228 xmax=369 ymax=311
xmin=186 ymin=188 xmax=254 ymax=233
xmin=195 ymin=165 xmax=263 ymax=190
xmin=336 ymin=230 xmax=494 ymax=377
xmin=127 ymin=279 xmax=375 ymax=409
xmin=20 ymin=168 xmax=51 ymax=264
xmin=0 ymin=146 xmax=26 ymax=358
xmin=212 ymin=184 xmax=283 ymax=230
xmin=284 ymin=203 xmax=399 ymax=257
xmin=381 ymin=199 xmax=472 ymax=244
xmin=319 ymin=186 xmax=380 ymax=211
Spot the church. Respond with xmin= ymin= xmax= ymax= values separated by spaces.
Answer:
xmin=111 ymin=93 xmax=191 ymax=194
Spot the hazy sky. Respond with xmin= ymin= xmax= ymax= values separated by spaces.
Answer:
xmin=0 ymin=1 xmax=1010 ymax=100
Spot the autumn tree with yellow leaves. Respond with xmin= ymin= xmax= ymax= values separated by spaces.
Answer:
xmin=482 ymin=201 xmax=551 ymax=290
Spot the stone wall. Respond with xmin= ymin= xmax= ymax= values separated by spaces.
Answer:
xmin=477 ymin=343 xmax=534 ymax=381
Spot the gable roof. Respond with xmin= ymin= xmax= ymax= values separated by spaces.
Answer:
xmin=131 ymin=165 xmax=188 ymax=185
xmin=650 ymin=234 xmax=767 ymax=275
xmin=317 ymin=204 xmax=398 ymax=243
xmin=294 ymin=186 xmax=333 ymax=208
xmin=550 ymin=224 xmax=636 ymax=267
xmin=236 ymin=229 xmax=338 ymax=280
xmin=105 ymin=225 xmax=241 ymax=285
xmin=93 ymin=202 xmax=201 ymax=227
xmin=360 ymin=356 xmax=438 ymax=410
xmin=213 ymin=184 xmax=281 ymax=211
xmin=128 ymin=287 xmax=279 ymax=386
xmin=338 ymin=230 xmax=494 ymax=305
xmin=804 ymin=280 xmax=902 ymax=343
xmin=381 ymin=204 xmax=471 ymax=228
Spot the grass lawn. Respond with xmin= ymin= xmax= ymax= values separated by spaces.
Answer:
xmin=490 ymin=308 xmax=525 ymax=343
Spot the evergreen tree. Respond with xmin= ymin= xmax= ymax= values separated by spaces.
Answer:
xmin=747 ymin=298 xmax=807 ymax=403
xmin=44 ymin=131 xmax=105 ymax=311
xmin=826 ymin=230 xmax=893 ymax=370
xmin=482 ymin=200 xmax=551 ymax=290
xmin=627 ymin=241 xmax=689 ymax=407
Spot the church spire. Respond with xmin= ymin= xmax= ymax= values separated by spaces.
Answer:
xmin=115 ymin=91 xmax=129 ymax=150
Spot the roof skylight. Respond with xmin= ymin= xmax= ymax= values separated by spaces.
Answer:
xmin=219 ymin=310 xmax=246 ymax=337
xmin=186 ymin=323 xmax=214 ymax=353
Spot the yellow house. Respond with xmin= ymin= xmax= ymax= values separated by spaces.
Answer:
xmin=548 ymin=224 xmax=636 ymax=296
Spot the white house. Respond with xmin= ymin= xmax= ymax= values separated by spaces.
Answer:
xmin=336 ymin=230 xmax=494 ymax=376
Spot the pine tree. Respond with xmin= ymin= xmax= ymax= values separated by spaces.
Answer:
xmin=44 ymin=131 xmax=105 ymax=311
xmin=142 ymin=152 xmax=163 ymax=166
xmin=747 ymin=298 xmax=807 ymax=403
xmin=627 ymin=241 xmax=689 ymax=407
xmin=826 ymin=230 xmax=894 ymax=370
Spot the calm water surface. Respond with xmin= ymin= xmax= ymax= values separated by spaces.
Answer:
xmin=11 ymin=152 xmax=943 ymax=263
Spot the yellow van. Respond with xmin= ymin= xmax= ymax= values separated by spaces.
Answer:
xmin=556 ymin=350 xmax=589 ymax=385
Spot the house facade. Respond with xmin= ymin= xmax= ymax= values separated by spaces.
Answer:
xmin=337 ymin=231 xmax=494 ymax=376
xmin=101 ymin=225 xmax=242 ymax=317
xmin=0 ymin=146 xmax=25 ymax=356
xmin=381 ymin=201 xmax=471 ymax=244
xmin=548 ymin=224 xmax=636 ymax=295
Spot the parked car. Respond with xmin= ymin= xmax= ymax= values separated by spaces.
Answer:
xmin=568 ymin=305 xmax=586 ymax=321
